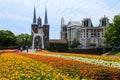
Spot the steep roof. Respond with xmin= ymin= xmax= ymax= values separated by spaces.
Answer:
xmin=67 ymin=21 xmax=81 ymax=27
xmin=33 ymin=6 xmax=36 ymax=24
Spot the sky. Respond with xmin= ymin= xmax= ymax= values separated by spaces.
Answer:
xmin=0 ymin=0 xmax=120 ymax=39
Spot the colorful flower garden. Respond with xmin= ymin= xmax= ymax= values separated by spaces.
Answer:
xmin=0 ymin=50 xmax=120 ymax=80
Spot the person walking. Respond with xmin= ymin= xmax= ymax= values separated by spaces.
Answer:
xmin=20 ymin=46 xmax=23 ymax=52
xmin=26 ymin=46 xmax=29 ymax=53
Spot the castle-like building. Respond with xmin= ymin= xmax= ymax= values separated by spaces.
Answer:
xmin=31 ymin=6 xmax=49 ymax=49
xmin=61 ymin=16 xmax=109 ymax=48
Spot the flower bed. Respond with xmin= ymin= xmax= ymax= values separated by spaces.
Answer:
xmin=0 ymin=49 xmax=19 ymax=53
xmin=34 ymin=53 xmax=120 ymax=69
xmin=39 ymin=51 xmax=120 ymax=62
xmin=18 ymin=53 xmax=120 ymax=80
xmin=0 ymin=53 xmax=77 ymax=80
xmin=37 ymin=49 xmax=43 ymax=52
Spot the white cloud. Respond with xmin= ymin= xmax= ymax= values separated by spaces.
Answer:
xmin=0 ymin=0 xmax=120 ymax=39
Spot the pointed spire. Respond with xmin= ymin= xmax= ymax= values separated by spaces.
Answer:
xmin=44 ymin=8 xmax=48 ymax=25
xmin=33 ymin=5 xmax=36 ymax=24
xmin=61 ymin=17 xmax=65 ymax=28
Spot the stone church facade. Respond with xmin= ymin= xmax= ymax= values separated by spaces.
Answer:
xmin=61 ymin=16 xmax=109 ymax=48
xmin=31 ymin=7 xmax=49 ymax=49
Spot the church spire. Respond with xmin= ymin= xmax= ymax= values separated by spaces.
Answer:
xmin=33 ymin=6 xmax=36 ymax=24
xmin=44 ymin=8 xmax=48 ymax=25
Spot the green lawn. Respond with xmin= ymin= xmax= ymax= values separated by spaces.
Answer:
xmin=107 ymin=50 xmax=120 ymax=56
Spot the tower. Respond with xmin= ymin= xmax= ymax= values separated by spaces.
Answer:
xmin=99 ymin=15 xmax=109 ymax=27
xmin=61 ymin=17 xmax=65 ymax=29
xmin=60 ymin=17 xmax=67 ymax=40
xmin=44 ymin=8 xmax=48 ymax=25
xmin=31 ymin=6 xmax=38 ymax=35
xmin=33 ymin=6 xmax=36 ymax=24
xmin=43 ymin=7 xmax=50 ymax=49
xmin=31 ymin=6 xmax=45 ymax=49
xmin=37 ymin=17 xmax=42 ymax=28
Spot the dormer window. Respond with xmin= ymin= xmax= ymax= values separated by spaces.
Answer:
xmin=99 ymin=16 xmax=109 ymax=27
xmin=82 ymin=18 xmax=93 ymax=27
xmin=85 ymin=20 xmax=89 ymax=27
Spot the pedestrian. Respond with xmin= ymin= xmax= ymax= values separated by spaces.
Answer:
xmin=35 ymin=47 xmax=37 ymax=52
xmin=20 ymin=46 xmax=23 ymax=52
xmin=26 ymin=46 xmax=29 ymax=53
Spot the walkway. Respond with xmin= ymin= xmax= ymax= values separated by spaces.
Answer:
xmin=22 ymin=49 xmax=38 ymax=53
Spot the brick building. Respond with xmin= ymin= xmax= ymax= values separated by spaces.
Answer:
xmin=31 ymin=6 xmax=49 ymax=49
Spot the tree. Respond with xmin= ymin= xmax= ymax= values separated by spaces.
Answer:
xmin=90 ymin=42 xmax=96 ymax=47
xmin=16 ymin=33 xmax=32 ymax=48
xmin=104 ymin=14 xmax=120 ymax=48
xmin=0 ymin=30 xmax=17 ymax=47
xmin=69 ymin=38 xmax=81 ymax=49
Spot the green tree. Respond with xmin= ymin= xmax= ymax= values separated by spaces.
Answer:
xmin=104 ymin=14 xmax=120 ymax=49
xmin=0 ymin=30 xmax=17 ymax=47
xmin=16 ymin=33 xmax=32 ymax=47
xmin=69 ymin=38 xmax=80 ymax=49
xmin=90 ymin=42 xmax=96 ymax=47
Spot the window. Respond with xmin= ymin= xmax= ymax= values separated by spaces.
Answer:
xmin=100 ymin=31 xmax=102 ymax=38
xmin=88 ymin=30 xmax=91 ymax=38
xmin=82 ymin=33 xmax=84 ymax=38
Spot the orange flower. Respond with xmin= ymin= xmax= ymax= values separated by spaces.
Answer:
xmin=17 ymin=53 xmax=120 ymax=79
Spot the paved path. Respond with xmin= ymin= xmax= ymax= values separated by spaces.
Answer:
xmin=22 ymin=49 xmax=37 ymax=53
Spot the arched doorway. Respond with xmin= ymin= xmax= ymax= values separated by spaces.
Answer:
xmin=32 ymin=34 xmax=44 ymax=49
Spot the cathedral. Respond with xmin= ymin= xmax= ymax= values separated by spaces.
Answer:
xmin=31 ymin=6 xmax=49 ymax=49
xmin=61 ymin=16 xmax=109 ymax=48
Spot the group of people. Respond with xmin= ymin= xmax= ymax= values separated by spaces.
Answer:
xmin=20 ymin=46 xmax=40 ymax=53
xmin=20 ymin=46 xmax=29 ymax=53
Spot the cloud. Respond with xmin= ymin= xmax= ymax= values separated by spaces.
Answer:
xmin=0 ymin=0 xmax=120 ymax=39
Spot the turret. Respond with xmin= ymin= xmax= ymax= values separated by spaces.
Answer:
xmin=99 ymin=15 xmax=109 ymax=26
xmin=61 ymin=17 xmax=65 ymax=28
xmin=82 ymin=18 xmax=93 ymax=27
xmin=37 ymin=17 xmax=42 ymax=28
xmin=44 ymin=8 xmax=48 ymax=25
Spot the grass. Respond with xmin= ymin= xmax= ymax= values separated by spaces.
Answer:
xmin=107 ymin=49 xmax=120 ymax=56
